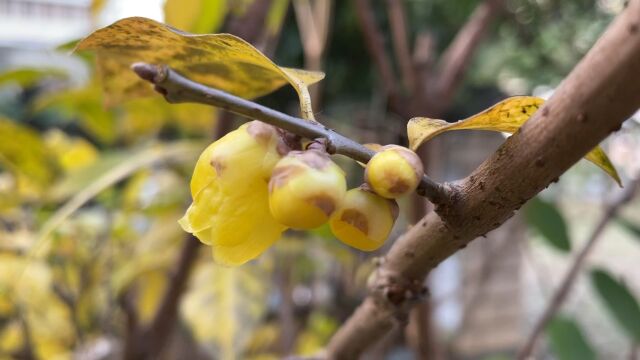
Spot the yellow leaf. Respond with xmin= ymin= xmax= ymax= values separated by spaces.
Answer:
xmin=0 ymin=117 xmax=54 ymax=195
xmin=407 ymin=96 xmax=620 ymax=185
xmin=44 ymin=130 xmax=98 ymax=172
xmin=135 ymin=270 xmax=169 ymax=324
xmin=181 ymin=262 xmax=271 ymax=359
xmin=75 ymin=17 xmax=324 ymax=120
xmin=164 ymin=0 xmax=227 ymax=34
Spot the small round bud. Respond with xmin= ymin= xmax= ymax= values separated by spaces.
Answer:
xmin=329 ymin=187 xmax=399 ymax=251
xmin=268 ymin=150 xmax=347 ymax=229
xmin=365 ymin=145 xmax=423 ymax=199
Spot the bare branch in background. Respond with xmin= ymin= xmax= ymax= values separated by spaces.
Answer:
xmin=411 ymin=32 xmax=436 ymax=112
xmin=224 ymin=0 xmax=273 ymax=50
xmin=518 ymin=177 xmax=640 ymax=359
xmin=386 ymin=0 xmax=416 ymax=94
xmin=353 ymin=0 xmax=403 ymax=111
xmin=144 ymin=235 xmax=201 ymax=359
xmin=294 ymin=0 xmax=334 ymax=108
xmin=326 ymin=2 xmax=640 ymax=356
xmin=434 ymin=0 xmax=505 ymax=114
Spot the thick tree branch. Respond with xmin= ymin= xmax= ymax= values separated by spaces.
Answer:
xmin=434 ymin=0 xmax=504 ymax=113
xmin=518 ymin=177 xmax=640 ymax=359
xmin=326 ymin=1 xmax=640 ymax=357
xmin=131 ymin=62 xmax=450 ymax=205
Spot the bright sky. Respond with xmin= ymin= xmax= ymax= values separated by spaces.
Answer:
xmin=99 ymin=0 xmax=164 ymax=27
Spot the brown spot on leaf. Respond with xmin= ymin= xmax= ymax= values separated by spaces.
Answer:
xmin=185 ymin=62 xmax=230 ymax=76
xmin=341 ymin=209 xmax=369 ymax=234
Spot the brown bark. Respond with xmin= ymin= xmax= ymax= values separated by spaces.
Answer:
xmin=326 ymin=2 xmax=640 ymax=358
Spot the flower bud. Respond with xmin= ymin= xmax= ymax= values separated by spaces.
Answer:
xmin=269 ymin=150 xmax=346 ymax=229
xmin=365 ymin=145 xmax=423 ymax=199
xmin=329 ymin=187 xmax=398 ymax=251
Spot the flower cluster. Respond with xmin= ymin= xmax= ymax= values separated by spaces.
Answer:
xmin=179 ymin=121 xmax=423 ymax=266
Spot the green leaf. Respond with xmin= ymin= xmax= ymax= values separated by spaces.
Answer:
xmin=591 ymin=268 xmax=640 ymax=341
xmin=615 ymin=217 xmax=640 ymax=241
xmin=546 ymin=316 xmax=596 ymax=360
xmin=407 ymin=97 xmax=621 ymax=185
xmin=524 ymin=196 xmax=571 ymax=252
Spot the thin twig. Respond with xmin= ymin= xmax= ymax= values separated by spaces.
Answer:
xmin=518 ymin=177 xmax=640 ymax=359
xmin=131 ymin=62 xmax=451 ymax=206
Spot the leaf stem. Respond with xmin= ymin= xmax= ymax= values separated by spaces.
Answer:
xmin=131 ymin=62 xmax=450 ymax=205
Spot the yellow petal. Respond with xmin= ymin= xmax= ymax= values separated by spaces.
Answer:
xmin=180 ymin=122 xmax=288 ymax=265
xmin=407 ymin=96 xmax=620 ymax=185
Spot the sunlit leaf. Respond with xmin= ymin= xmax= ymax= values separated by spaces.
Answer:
xmin=120 ymin=97 xmax=217 ymax=141
xmin=0 ymin=117 xmax=55 ymax=195
xmin=591 ymin=268 xmax=640 ymax=341
xmin=111 ymin=215 xmax=183 ymax=296
xmin=546 ymin=316 xmax=596 ymax=360
xmin=164 ymin=0 xmax=227 ymax=34
xmin=90 ymin=0 xmax=107 ymax=18
xmin=524 ymin=196 xmax=571 ymax=252
xmin=75 ymin=17 xmax=324 ymax=120
xmin=407 ymin=96 xmax=620 ymax=184
xmin=44 ymin=130 xmax=98 ymax=172
xmin=181 ymin=262 xmax=271 ymax=359
xmin=135 ymin=270 xmax=169 ymax=323
xmin=35 ymin=141 xmax=203 ymax=259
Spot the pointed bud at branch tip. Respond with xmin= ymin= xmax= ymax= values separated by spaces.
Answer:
xmin=131 ymin=62 xmax=159 ymax=82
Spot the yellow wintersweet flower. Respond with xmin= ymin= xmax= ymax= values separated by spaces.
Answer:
xmin=179 ymin=121 xmax=289 ymax=266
